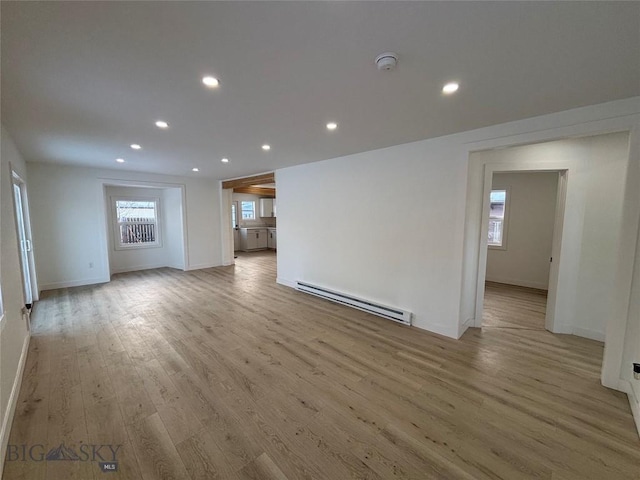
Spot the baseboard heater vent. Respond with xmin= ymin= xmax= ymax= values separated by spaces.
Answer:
xmin=296 ymin=281 xmax=412 ymax=326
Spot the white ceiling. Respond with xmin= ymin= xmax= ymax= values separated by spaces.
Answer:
xmin=2 ymin=2 xmax=638 ymax=180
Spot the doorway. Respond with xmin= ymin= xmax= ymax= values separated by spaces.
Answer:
xmin=11 ymin=170 xmax=38 ymax=308
xmin=482 ymin=171 xmax=560 ymax=331
xmin=221 ymin=172 xmax=276 ymax=265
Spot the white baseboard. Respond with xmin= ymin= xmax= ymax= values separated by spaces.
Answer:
xmin=458 ymin=318 xmax=475 ymax=338
xmin=276 ymin=277 xmax=297 ymax=289
xmin=619 ymin=379 xmax=640 ymax=439
xmin=571 ymin=326 xmax=606 ymax=342
xmin=39 ymin=276 xmax=110 ymax=291
xmin=551 ymin=324 xmax=605 ymax=342
xmin=485 ymin=276 xmax=548 ymax=291
xmin=552 ymin=324 xmax=574 ymax=335
xmin=0 ymin=332 xmax=31 ymax=478
xmin=185 ymin=263 xmax=220 ymax=271
xmin=110 ymin=263 xmax=168 ymax=274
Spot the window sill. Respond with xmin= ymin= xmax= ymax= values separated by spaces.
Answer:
xmin=114 ymin=243 xmax=162 ymax=251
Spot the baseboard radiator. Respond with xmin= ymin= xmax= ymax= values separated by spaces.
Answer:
xmin=296 ymin=281 xmax=412 ymax=326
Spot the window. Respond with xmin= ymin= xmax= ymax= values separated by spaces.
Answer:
xmin=241 ymin=201 xmax=255 ymax=220
xmin=113 ymin=198 xmax=160 ymax=249
xmin=488 ymin=189 xmax=507 ymax=248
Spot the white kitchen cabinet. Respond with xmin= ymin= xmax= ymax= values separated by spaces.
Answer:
xmin=240 ymin=228 xmax=268 ymax=251
xmin=259 ymin=198 xmax=276 ymax=218
xmin=267 ymin=229 xmax=277 ymax=250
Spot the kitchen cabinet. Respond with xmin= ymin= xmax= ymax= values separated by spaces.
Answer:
xmin=240 ymin=228 xmax=268 ymax=251
xmin=259 ymin=198 xmax=276 ymax=218
xmin=267 ymin=229 xmax=277 ymax=250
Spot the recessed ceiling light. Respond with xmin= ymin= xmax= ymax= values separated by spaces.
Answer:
xmin=116 ymin=158 xmax=125 ymax=163
xmin=221 ymin=158 xmax=229 ymax=163
xmin=155 ymin=120 xmax=169 ymax=129
xmin=192 ymin=167 xmax=199 ymax=172
xmin=326 ymin=122 xmax=338 ymax=131
xmin=262 ymin=144 xmax=271 ymax=151
xmin=202 ymin=76 xmax=220 ymax=88
xmin=442 ymin=82 xmax=459 ymax=94
xmin=130 ymin=144 xmax=142 ymax=150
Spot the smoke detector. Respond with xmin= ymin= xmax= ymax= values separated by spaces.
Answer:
xmin=375 ymin=52 xmax=398 ymax=71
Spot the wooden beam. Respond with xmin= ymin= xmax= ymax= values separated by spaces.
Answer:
xmin=222 ymin=172 xmax=275 ymax=189
xmin=233 ymin=186 xmax=276 ymax=196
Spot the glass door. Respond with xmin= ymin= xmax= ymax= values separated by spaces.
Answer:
xmin=12 ymin=174 xmax=34 ymax=307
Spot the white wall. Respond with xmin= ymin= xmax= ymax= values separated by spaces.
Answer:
xmin=277 ymin=98 xmax=639 ymax=341
xmin=106 ymin=186 xmax=173 ymax=274
xmin=0 ymin=126 xmax=31 ymax=473
xmin=486 ymin=172 xmax=558 ymax=290
xmin=27 ymin=163 xmax=221 ymax=290
xmin=277 ymin=139 xmax=469 ymax=338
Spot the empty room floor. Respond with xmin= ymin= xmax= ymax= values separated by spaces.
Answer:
xmin=4 ymin=251 xmax=639 ymax=479
xmin=482 ymin=281 xmax=548 ymax=330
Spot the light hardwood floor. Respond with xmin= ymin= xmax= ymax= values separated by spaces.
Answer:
xmin=482 ymin=282 xmax=547 ymax=330
xmin=3 ymin=251 xmax=639 ymax=479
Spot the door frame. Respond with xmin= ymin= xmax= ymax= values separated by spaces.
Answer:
xmin=10 ymin=167 xmax=39 ymax=305
xmin=472 ymin=157 xmax=575 ymax=333
xmin=475 ymin=168 xmax=567 ymax=332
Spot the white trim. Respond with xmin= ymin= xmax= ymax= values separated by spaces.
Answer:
xmin=276 ymin=277 xmax=297 ymax=289
xmin=110 ymin=263 xmax=169 ymax=274
xmin=185 ymin=263 xmax=219 ymax=271
xmin=39 ymin=276 xmax=110 ymax=291
xmin=571 ymin=327 xmax=605 ymax=342
xmin=619 ymin=379 xmax=640 ymax=439
xmin=552 ymin=324 xmax=574 ymax=335
xmin=0 ymin=332 xmax=31 ymax=478
xmin=484 ymin=277 xmax=549 ymax=291
xmin=546 ymin=170 xmax=568 ymax=333
xmin=461 ymin=317 xmax=474 ymax=330
xmin=474 ymin=164 xmax=571 ymax=333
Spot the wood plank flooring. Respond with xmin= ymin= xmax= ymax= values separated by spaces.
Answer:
xmin=483 ymin=281 xmax=547 ymax=330
xmin=3 ymin=251 xmax=639 ymax=479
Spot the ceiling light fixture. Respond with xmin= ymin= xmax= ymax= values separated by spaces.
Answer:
xmin=262 ymin=144 xmax=271 ymax=151
xmin=442 ymin=82 xmax=459 ymax=94
xmin=326 ymin=122 xmax=338 ymax=131
xmin=192 ymin=167 xmax=199 ymax=172
xmin=221 ymin=158 xmax=229 ymax=163
xmin=155 ymin=120 xmax=169 ymax=129
xmin=130 ymin=144 xmax=141 ymax=150
xmin=116 ymin=158 xmax=125 ymax=163
xmin=202 ymin=76 xmax=220 ymax=88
